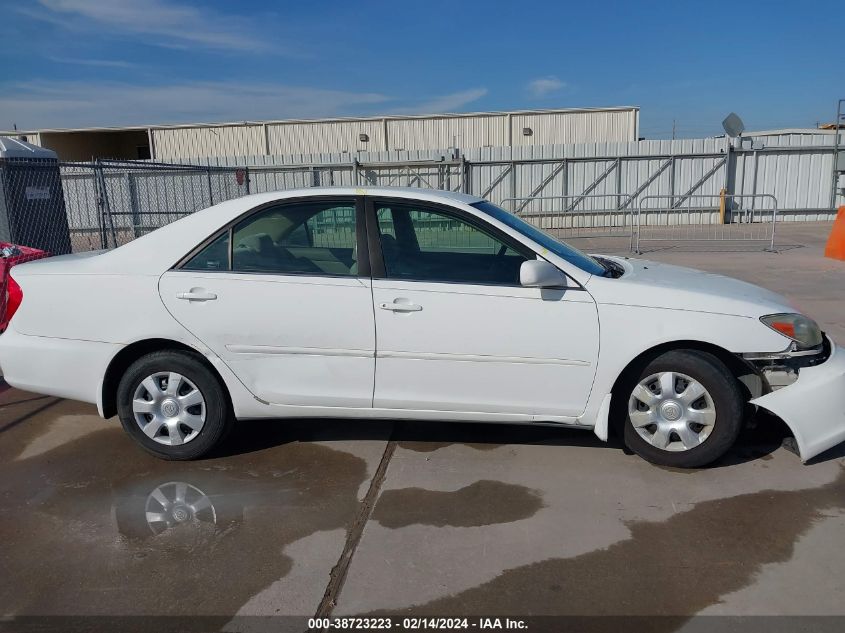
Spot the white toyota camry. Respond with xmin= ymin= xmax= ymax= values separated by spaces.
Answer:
xmin=1 ymin=187 xmax=843 ymax=467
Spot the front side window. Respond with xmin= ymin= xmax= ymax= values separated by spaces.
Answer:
xmin=375 ymin=202 xmax=530 ymax=285
xmin=232 ymin=200 xmax=358 ymax=275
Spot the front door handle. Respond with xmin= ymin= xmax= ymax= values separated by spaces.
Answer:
xmin=176 ymin=289 xmax=217 ymax=302
xmin=379 ymin=300 xmax=422 ymax=312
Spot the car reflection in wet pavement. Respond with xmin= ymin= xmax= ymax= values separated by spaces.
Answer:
xmin=0 ymin=393 xmax=388 ymax=618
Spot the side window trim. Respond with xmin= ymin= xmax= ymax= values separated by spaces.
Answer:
xmin=227 ymin=225 xmax=234 ymax=270
xmin=364 ymin=197 xmax=536 ymax=286
xmin=173 ymin=195 xmax=369 ymax=278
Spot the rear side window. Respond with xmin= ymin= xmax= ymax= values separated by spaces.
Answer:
xmin=232 ymin=201 xmax=358 ymax=276
xmin=182 ymin=232 xmax=229 ymax=271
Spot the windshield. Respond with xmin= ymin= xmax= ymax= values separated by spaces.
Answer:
xmin=471 ymin=201 xmax=607 ymax=276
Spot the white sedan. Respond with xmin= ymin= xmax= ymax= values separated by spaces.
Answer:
xmin=1 ymin=187 xmax=842 ymax=467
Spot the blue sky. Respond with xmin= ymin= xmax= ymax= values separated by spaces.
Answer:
xmin=0 ymin=0 xmax=841 ymax=138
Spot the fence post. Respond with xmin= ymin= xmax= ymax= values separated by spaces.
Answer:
xmin=352 ymin=158 xmax=360 ymax=186
xmin=832 ymin=99 xmax=843 ymax=211
xmin=668 ymin=155 xmax=676 ymax=210
xmin=206 ymin=168 xmax=214 ymax=205
xmin=127 ymin=171 xmax=141 ymax=239
xmin=244 ymin=167 xmax=251 ymax=195
xmin=93 ymin=160 xmax=118 ymax=249
xmin=614 ymin=157 xmax=622 ymax=211
xmin=722 ymin=136 xmax=733 ymax=217
xmin=93 ymin=161 xmax=107 ymax=249
xmin=769 ymin=195 xmax=778 ymax=252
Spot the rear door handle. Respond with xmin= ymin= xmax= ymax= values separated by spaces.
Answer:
xmin=176 ymin=289 xmax=217 ymax=302
xmin=379 ymin=300 xmax=422 ymax=312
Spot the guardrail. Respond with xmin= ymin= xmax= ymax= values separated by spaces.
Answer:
xmin=634 ymin=194 xmax=778 ymax=253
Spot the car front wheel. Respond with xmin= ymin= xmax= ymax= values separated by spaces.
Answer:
xmin=116 ymin=350 xmax=232 ymax=460
xmin=622 ymin=350 xmax=744 ymax=468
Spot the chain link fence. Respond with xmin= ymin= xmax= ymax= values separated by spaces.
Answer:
xmin=0 ymin=158 xmax=250 ymax=254
xmin=61 ymin=160 xmax=250 ymax=250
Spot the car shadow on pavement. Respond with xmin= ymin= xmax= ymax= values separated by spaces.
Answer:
xmin=210 ymin=414 xmax=817 ymax=469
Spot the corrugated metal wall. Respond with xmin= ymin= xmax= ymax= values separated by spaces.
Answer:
xmin=153 ymin=125 xmax=265 ymax=159
xmin=149 ymin=108 xmax=639 ymax=159
xmin=387 ymin=115 xmax=509 ymax=150
xmin=511 ymin=109 xmax=638 ymax=146
xmin=267 ymin=119 xmax=386 ymax=155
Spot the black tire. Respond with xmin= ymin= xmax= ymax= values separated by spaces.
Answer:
xmin=116 ymin=350 xmax=233 ymax=460
xmin=621 ymin=350 xmax=744 ymax=468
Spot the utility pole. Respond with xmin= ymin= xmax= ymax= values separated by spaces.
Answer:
xmin=671 ymin=119 xmax=676 ymax=140
xmin=832 ymin=99 xmax=844 ymax=210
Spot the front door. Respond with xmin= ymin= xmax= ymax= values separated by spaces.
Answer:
xmin=159 ymin=197 xmax=375 ymax=408
xmin=368 ymin=198 xmax=600 ymax=418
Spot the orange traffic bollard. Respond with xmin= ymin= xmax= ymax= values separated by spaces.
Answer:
xmin=825 ymin=207 xmax=845 ymax=261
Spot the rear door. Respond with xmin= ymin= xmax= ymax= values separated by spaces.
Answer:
xmin=367 ymin=197 xmax=600 ymax=417
xmin=159 ymin=196 xmax=375 ymax=408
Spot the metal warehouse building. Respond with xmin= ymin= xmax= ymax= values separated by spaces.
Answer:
xmin=6 ymin=106 xmax=639 ymax=162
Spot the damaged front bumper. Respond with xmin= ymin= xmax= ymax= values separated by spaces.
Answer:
xmin=751 ymin=336 xmax=845 ymax=462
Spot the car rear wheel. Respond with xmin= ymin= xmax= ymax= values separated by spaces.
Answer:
xmin=622 ymin=350 xmax=744 ymax=468
xmin=117 ymin=350 xmax=232 ymax=460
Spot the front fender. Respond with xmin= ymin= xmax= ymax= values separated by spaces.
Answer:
xmin=751 ymin=337 xmax=845 ymax=462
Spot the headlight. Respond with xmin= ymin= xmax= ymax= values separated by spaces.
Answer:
xmin=760 ymin=313 xmax=823 ymax=348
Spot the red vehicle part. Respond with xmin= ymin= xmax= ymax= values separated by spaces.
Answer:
xmin=0 ymin=243 xmax=50 ymax=332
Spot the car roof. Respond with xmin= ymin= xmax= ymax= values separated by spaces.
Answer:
xmin=246 ymin=186 xmax=484 ymax=205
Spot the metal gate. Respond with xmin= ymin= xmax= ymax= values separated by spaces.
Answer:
xmin=634 ymin=194 xmax=778 ymax=252
xmin=500 ymin=194 xmax=635 ymax=240
xmin=354 ymin=158 xmax=466 ymax=192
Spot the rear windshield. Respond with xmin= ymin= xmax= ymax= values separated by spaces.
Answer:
xmin=472 ymin=201 xmax=606 ymax=276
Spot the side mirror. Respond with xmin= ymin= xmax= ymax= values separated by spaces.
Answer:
xmin=520 ymin=260 xmax=569 ymax=288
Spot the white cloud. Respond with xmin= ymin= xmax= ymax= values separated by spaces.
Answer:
xmin=392 ymin=88 xmax=488 ymax=115
xmin=527 ymin=76 xmax=566 ymax=98
xmin=0 ymin=81 xmax=391 ymax=129
xmin=45 ymin=56 xmax=136 ymax=69
xmin=0 ymin=81 xmax=496 ymax=130
xmin=33 ymin=0 xmax=270 ymax=51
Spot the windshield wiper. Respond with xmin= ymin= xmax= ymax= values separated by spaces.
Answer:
xmin=593 ymin=256 xmax=624 ymax=278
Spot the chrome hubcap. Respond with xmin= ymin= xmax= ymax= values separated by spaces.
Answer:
xmin=132 ymin=372 xmax=206 ymax=446
xmin=144 ymin=481 xmax=217 ymax=535
xmin=628 ymin=371 xmax=716 ymax=452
